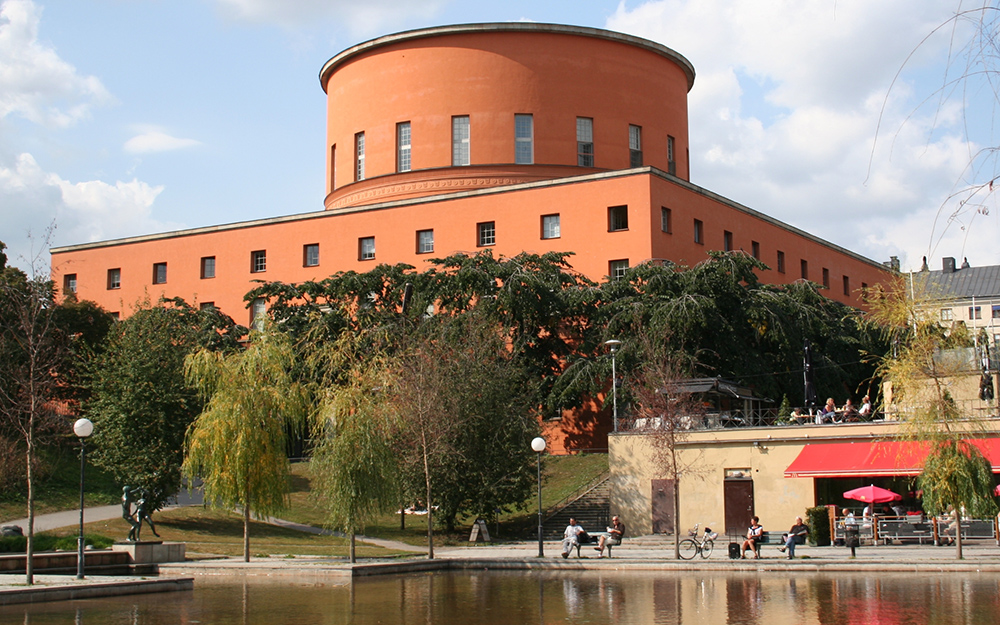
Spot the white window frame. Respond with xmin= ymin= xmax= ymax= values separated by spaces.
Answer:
xmin=304 ymin=244 xmax=320 ymax=267
xmin=542 ymin=214 xmax=560 ymax=239
xmin=201 ymin=256 xmax=215 ymax=279
xmin=360 ymin=237 xmax=375 ymax=261
xmin=477 ymin=221 xmax=495 ymax=247
xmin=417 ymin=229 xmax=434 ymax=254
xmin=577 ymin=117 xmax=594 ymax=167
xmin=515 ymin=114 xmax=533 ymax=164
xmin=452 ymin=116 xmax=470 ymax=166
xmin=355 ymin=131 xmax=365 ymax=181
xmin=397 ymin=122 xmax=411 ymax=172
xmin=108 ymin=268 xmax=121 ymax=290
xmin=610 ymin=259 xmax=629 ymax=281
xmin=153 ymin=262 xmax=167 ymax=285
xmin=608 ymin=205 xmax=628 ymax=232
xmin=629 ymin=124 xmax=642 ymax=167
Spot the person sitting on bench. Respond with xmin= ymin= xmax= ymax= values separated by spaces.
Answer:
xmin=561 ymin=518 xmax=587 ymax=558
xmin=778 ymin=516 xmax=809 ymax=559
xmin=741 ymin=516 xmax=763 ymax=559
xmin=594 ymin=516 xmax=625 ymax=557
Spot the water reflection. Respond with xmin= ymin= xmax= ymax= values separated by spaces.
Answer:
xmin=3 ymin=570 xmax=1000 ymax=624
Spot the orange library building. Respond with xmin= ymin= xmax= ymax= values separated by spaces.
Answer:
xmin=50 ymin=23 xmax=890 ymax=448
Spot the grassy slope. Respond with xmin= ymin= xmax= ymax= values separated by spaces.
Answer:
xmin=0 ymin=447 xmax=122 ymax=521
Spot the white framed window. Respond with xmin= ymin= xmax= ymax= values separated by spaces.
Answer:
xmin=355 ymin=132 xmax=365 ymax=181
xmin=629 ymin=124 xmax=642 ymax=167
xmin=201 ymin=256 xmax=215 ymax=279
xmin=941 ymin=308 xmax=953 ymax=321
xmin=577 ymin=117 xmax=594 ymax=167
xmin=417 ymin=229 xmax=434 ymax=254
xmin=610 ymin=259 xmax=629 ymax=281
xmin=153 ymin=262 xmax=167 ymax=285
xmin=477 ymin=221 xmax=495 ymax=247
xmin=359 ymin=237 xmax=375 ymax=261
xmin=107 ymin=268 xmax=121 ymax=290
xmin=63 ymin=274 xmax=77 ymax=295
xmin=970 ymin=306 xmax=982 ymax=320
xmin=542 ymin=214 xmax=560 ymax=239
xmin=608 ymin=205 xmax=628 ymax=232
xmin=515 ymin=114 xmax=533 ymax=164
xmin=993 ymin=305 xmax=1000 ymax=319
xmin=251 ymin=250 xmax=267 ymax=273
xmin=452 ymin=116 xmax=470 ymax=166
xmin=397 ymin=122 xmax=411 ymax=172
xmin=304 ymin=244 xmax=319 ymax=267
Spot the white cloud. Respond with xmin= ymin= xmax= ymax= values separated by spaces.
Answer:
xmin=213 ymin=0 xmax=448 ymax=35
xmin=0 ymin=0 xmax=111 ymax=127
xmin=124 ymin=130 xmax=201 ymax=154
xmin=0 ymin=152 xmax=177 ymax=270
xmin=607 ymin=0 xmax=991 ymax=272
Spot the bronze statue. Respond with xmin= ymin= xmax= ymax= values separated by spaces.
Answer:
xmin=122 ymin=486 xmax=160 ymax=542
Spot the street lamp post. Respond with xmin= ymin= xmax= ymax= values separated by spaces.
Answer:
xmin=604 ymin=340 xmax=622 ymax=432
xmin=530 ymin=436 xmax=546 ymax=557
xmin=73 ymin=418 xmax=93 ymax=580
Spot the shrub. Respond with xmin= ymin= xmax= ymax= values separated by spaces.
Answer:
xmin=0 ymin=533 xmax=113 ymax=553
xmin=806 ymin=506 xmax=831 ymax=546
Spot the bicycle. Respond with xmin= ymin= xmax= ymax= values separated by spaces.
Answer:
xmin=679 ymin=524 xmax=718 ymax=559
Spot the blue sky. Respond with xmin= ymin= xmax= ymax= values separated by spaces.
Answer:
xmin=1 ymin=0 xmax=996 ymax=276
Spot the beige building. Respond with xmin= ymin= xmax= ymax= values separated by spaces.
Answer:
xmin=609 ymin=419 xmax=1000 ymax=538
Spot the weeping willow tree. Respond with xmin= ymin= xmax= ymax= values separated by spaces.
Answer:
xmin=308 ymin=333 xmax=400 ymax=563
xmin=182 ymin=325 xmax=307 ymax=562
xmin=866 ymin=276 xmax=998 ymax=558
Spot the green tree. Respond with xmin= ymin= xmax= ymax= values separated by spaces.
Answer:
xmin=85 ymin=299 xmax=245 ymax=511
xmin=182 ymin=325 xmax=307 ymax=561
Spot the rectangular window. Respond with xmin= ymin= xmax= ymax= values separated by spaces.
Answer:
xmin=993 ymin=305 xmax=1000 ymax=319
xmin=199 ymin=302 xmax=215 ymax=311
xmin=661 ymin=207 xmax=672 ymax=233
xmin=452 ymin=115 xmax=470 ymax=166
xmin=751 ymin=241 xmax=760 ymax=260
xmin=477 ymin=221 xmax=496 ymax=247
xmin=201 ymin=256 xmax=216 ymax=279
xmin=542 ymin=214 xmax=560 ymax=239
xmin=667 ymin=135 xmax=676 ymax=175
xmin=800 ymin=259 xmax=809 ymax=280
xmin=941 ymin=308 xmax=953 ymax=321
xmin=251 ymin=297 xmax=267 ymax=330
xmin=417 ymin=229 xmax=434 ymax=254
xmin=514 ymin=114 xmax=533 ymax=164
xmin=152 ymin=262 xmax=167 ymax=285
xmin=330 ymin=144 xmax=336 ymax=191
xmin=842 ymin=275 xmax=850 ymax=296
xmin=777 ymin=251 xmax=785 ymax=274
xmin=693 ymin=219 xmax=703 ymax=244
xmin=107 ymin=268 xmax=121 ymax=290
xmin=355 ymin=132 xmax=365 ymax=181
xmin=396 ymin=122 xmax=411 ymax=172
xmin=723 ymin=231 xmax=733 ymax=252
xmin=970 ymin=306 xmax=982 ymax=320
xmin=359 ymin=237 xmax=375 ymax=261
xmin=608 ymin=205 xmax=629 ymax=232
xmin=63 ymin=273 xmax=77 ymax=295
xmin=609 ymin=259 xmax=630 ymax=281
xmin=822 ymin=268 xmax=830 ymax=288
xmin=304 ymin=243 xmax=320 ymax=267
xmin=629 ymin=124 xmax=643 ymax=167
xmin=577 ymin=117 xmax=594 ymax=167
xmin=251 ymin=250 xmax=267 ymax=273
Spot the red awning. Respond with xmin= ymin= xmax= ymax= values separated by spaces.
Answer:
xmin=784 ymin=439 xmax=1000 ymax=478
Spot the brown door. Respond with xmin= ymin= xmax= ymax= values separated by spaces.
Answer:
xmin=651 ymin=479 xmax=675 ymax=534
xmin=724 ymin=479 xmax=754 ymax=535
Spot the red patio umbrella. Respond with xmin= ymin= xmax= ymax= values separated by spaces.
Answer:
xmin=843 ymin=484 xmax=902 ymax=503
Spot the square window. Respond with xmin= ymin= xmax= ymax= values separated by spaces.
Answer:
xmin=453 ymin=115 xmax=470 ymax=166
xmin=397 ymin=122 xmax=411 ymax=173
xmin=751 ymin=241 xmax=760 ymax=260
xmin=251 ymin=250 xmax=267 ymax=273
xmin=724 ymin=231 xmax=733 ymax=252
xmin=970 ymin=306 xmax=982 ymax=320
xmin=629 ymin=124 xmax=642 ymax=167
xmin=992 ymin=305 xmax=1000 ymax=319
xmin=477 ymin=221 xmax=495 ymax=247
xmin=777 ymin=251 xmax=785 ymax=274
xmin=608 ymin=205 xmax=629 ymax=232
xmin=941 ymin=308 xmax=953 ymax=321
xmin=152 ymin=262 xmax=167 ymax=285
xmin=800 ymin=259 xmax=809 ymax=280
xmin=417 ymin=229 xmax=434 ymax=254
xmin=515 ymin=114 xmax=533 ymax=164
xmin=693 ymin=219 xmax=703 ymax=244
xmin=542 ymin=214 xmax=560 ymax=239
xmin=107 ymin=268 xmax=121 ymax=290
xmin=304 ymin=243 xmax=320 ymax=267
xmin=577 ymin=117 xmax=594 ymax=167
xmin=63 ymin=273 xmax=77 ymax=295
xmin=609 ymin=259 xmax=629 ymax=281
xmin=355 ymin=132 xmax=365 ymax=181
xmin=661 ymin=207 xmax=672 ymax=233
xmin=822 ymin=268 xmax=830 ymax=288
xmin=359 ymin=237 xmax=376 ymax=261
xmin=201 ymin=256 xmax=216 ymax=279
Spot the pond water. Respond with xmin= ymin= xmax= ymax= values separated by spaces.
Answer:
xmin=4 ymin=570 xmax=1000 ymax=624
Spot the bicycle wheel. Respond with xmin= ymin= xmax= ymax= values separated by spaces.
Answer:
xmin=700 ymin=538 xmax=714 ymax=559
xmin=679 ymin=538 xmax=699 ymax=560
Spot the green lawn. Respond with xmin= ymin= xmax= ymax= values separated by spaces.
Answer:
xmin=0 ymin=447 xmax=122 ymax=522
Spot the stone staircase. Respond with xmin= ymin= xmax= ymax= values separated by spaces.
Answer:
xmin=542 ymin=473 xmax=611 ymax=539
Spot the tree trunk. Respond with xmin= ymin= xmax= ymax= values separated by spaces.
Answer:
xmin=243 ymin=504 xmax=250 ymax=562
xmin=350 ymin=533 xmax=356 ymax=563
xmin=423 ymin=432 xmax=434 ymax=560
xmin=25 ymin=422 xmax=35 ymax=585
xmin=672 ymin=449 xmax=681 ymax=560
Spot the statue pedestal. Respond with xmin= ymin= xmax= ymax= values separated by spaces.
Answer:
xmin=112 ymin=541 xmax=186 ymax=564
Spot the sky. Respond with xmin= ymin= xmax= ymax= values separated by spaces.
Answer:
xmin=1 ymin=0 xmax=997 ymax=277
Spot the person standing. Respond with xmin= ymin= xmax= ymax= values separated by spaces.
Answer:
xmin=778 ymin=516 xmax=809 ymax=559
xmin=561 ymin=518 xmax=586 ymax=558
